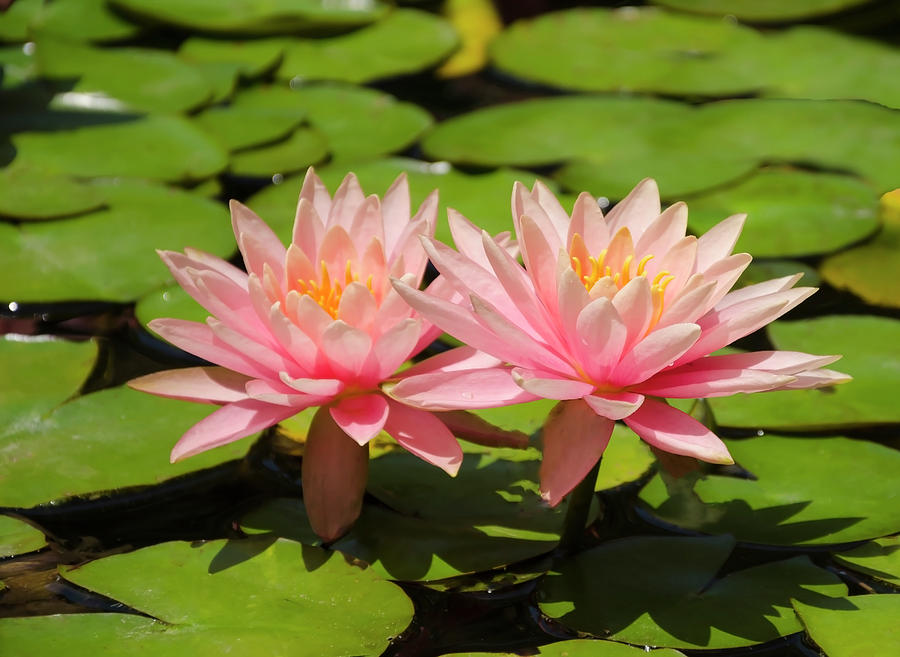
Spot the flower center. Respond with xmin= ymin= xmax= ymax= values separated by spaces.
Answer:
xmin=296 ymin=260 xmax=373 ymax=319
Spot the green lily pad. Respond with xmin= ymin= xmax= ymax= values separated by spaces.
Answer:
xmin=34 ymin=38 xmax=212 ymax=114
xmin=0 ymin=0 xmax=41 ymax=42
xmin=538 ymin=535 xmax=846 ymax=649
xmin=135 ymin=284 xmax=210 ymax=332
xmin=639 ymin=435 xmax=900 ymax=546
xmin=736 ymin=260 xmax=821 ymax=288
xmin=821 ymin=190 xmax=900 ymax=308
xmin=0 ymin=44 xmax=36 ymax=88
xmin=278 ymin=9 xmax=458 ymax=83
xmin=0 ymin=179 xmax=233 ymax=303
xmin=0 ymin=385 xmax=256 ymax=509
xmin=794 ymin=595 xmax=900 ymax=657
xmin=0 ymin=336 xmax=96 ymax=440
xmin=0 ymin=165 xmax=106 ymax=219
xmin=687 ymin=169 xmax=879 ymax=258
xmin=245 ymin=157 xmax=572 ymax=245
xmin=110 ymin=0 xmax=388 ymax=35
xmin=452 ymin=642 xmax=686 ymax=657
xmin=187 ymin=60 xmax=240 ymax=104
xmin=834 ymin=536 xmax=900 ymax=587
xmin=193 ymin=105 xmax=304 ymax=152
xmin=490 ymin=7 xmax=764 ymax=96
xmin=243 ymin=497 xmax=557 ymax=581
xmin=31 ymin=0 xmax=142 ymax=43
xmin=233 ymin=83 xmax=432 ymax=163
xmin=0 ymin=537 xmax=412 ymax=656
xmin=11 ymin=114 xmax=227 ymax=182
xmin=178 ymin=37 xmax=285 ymax=79
xmin=228 ymin=126 xmax=328 ymax=178
xmin=651 ymin=0 xmax=876 ymax=23
xmin=0 ymin=514 xmax=46 ymax=557
xmin=595 ymin=429 xmax=655 ymax=491
xmin=760 ymin=27 xmax=900 ymax=109
xmin=708 ymin=315 xmax=900 ymax=429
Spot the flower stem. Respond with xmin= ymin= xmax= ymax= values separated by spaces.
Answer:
xmin=556 ymin=457 xmax=602 ymax=555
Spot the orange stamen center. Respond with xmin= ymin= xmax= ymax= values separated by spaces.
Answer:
xmin=296 ymin=260 xmax=373 ymax=319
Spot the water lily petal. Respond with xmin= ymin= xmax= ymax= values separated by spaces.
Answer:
xmin=384 ymin=400 xmax=463 ymax=475
xmin=128 ymin=367 xmax=251 ymax=404
xmin=381 ymin=172 xmax=411 ymax=256
xmin=320 ymin=320 xmax=373 ymax=380
xmin=230 ymin=200 xmax=286 ymax=282
xmin=611 ymin=322 xmax=701 ymax=385
xmin=624 ymin=398 xmax=733 ymax=464
xmin=330 ymin=393 xmax=390 ymax=445
xmin=297 ymin=166 xmax=332 ymax=228
xmin=389 ymin=366 xmax=535 ymax=410
xmin=634 ymin=201 xmax=688 ymax=257
xmin=583 ymin=391 xmax=645 ymax=420
xmin=695 ymin=213 xmax=746 ymax=271
xmin=328 ymin=172 xmax=366 ymax=230
xmin=605 ymin=178 xmax=660 ymax=237
xmin=512 ymin=368 xmax=595 ymax=400
xmin=633 ymin=367 xmax=794 ymax=398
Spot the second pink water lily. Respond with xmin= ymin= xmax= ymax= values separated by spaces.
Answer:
xmin=391 ymin=179 xmax=850 ymax=505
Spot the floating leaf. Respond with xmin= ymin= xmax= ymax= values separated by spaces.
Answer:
xmin=0 ymin=0 xmax=41 ymax=42
xmin=0 ymin=386 xmax=255 ymax=509
xmin=135 ymin=284 xmax=210 ymax=332
xmin=31 ymin=0 xmax=141 ymax=43
xmin=687 ymin=169 xmax=879 ymax=258
xmin=834 ymin=536 xmax=900 ymax=587
xmin=246 ymin=157 xmax=571 ymax=245
xmin=651 ymin=0 xmax=876 ymax=23
xmin=639 ymin=435 xmax=900 ymax=545
xmin=178 ymin=37 xmax=284 ymax=79
xmin=0 ymin=165 xmax=106 ymax=219
xmin=0 ymin=44 xmax=36 ymax=88
xmin=538 ymin=535 xmax=845 ymax=649
xmin=228 ymin=126 xmax=327 ymax=178
xmin=708 ymin=316 xmax=900 ymax=429
xmin=595 ymin=429 xmax=655 ymax=491
xmin=278 ymin=9 xmax=458 ymax=83
xmin=11 ymin=114 xmax=227 ymax=182
xmin=193 ymin=105 xmax=303 ymax=152
xmin=0 ymin=514 xmax=46 ymax=557
xmin=0 ymin=180 xmax=233 ymax=303
xmin=452 ymin=642 xmax=687 ymax=657
xmin=0 ymin=537 xmax=412 ymax=656
xmin=490 ymin=7 xmax=764 ymax=96
xmin=0 ymin=336 xmax=96 ymax=440
xmin=737 ymin=259 xmax=821 ymax=288
xmin=109 ymin=0 xmax=388 ymax=35
xmin=233 ymin=83 xmax=431 ymax=163
xmin=34 ymin=38 xmax=212 ymax=114
xmin=793 ymin=595 xmax=900 ymax=657
xmin=821 ymin=189 xmax=900 ymax=308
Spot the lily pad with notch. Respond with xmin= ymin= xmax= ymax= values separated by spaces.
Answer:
xmin=793 ymin=595 xmax=900 ymax=657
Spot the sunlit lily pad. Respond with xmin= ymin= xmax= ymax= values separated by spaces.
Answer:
xmin=243 ymin=497 xmax=557 ymax=581
xmin=651 ymin=0 xmax=875 ymax=23
xmin=452 ymin=642 xmax=686 ymax=657
xmin=821 ymin=189 xmax=900 ymax=308
xmin=135 ymin=285 xmax=210 ymax=332
xmin=0 ymin=0 xmax=41 ymax=42
xmin=0 ymin=44 xmax=36 ymax=88
xmin=687 ymin=169 xmax=879 ymax=258
xmin=0 ymin=537 xmax=412 ymax=656
xmin=110 ymin=0 xmax=388 ymax=34
xmin=708 ymin=316 xmax=900 ymax=429
xmin=234 ymin=83 xmax=431 ymax=163
xmin=737 ymin=260 xmax=821 ymax=288
xmin=0 ymin=385 xmax=256 ymax=509
xmin=246 ymin=157 xmax=572 ymax=245
xmin=0 ymin=180 xmax=233 ymax=303
xmin=538 ymin=535 xmax=846 ymax=649
xmin=834 ymin=536 xmax=900 ymax=587
xmin=178 ymin=37 xmax=284 ymax=79
xmin=793 ymin=595 xmax=900 ymax=657
xmin=595 ymin=429 xmax=655 ymax=491
xmin=11 ymin=114 xmax=227 ymax=182
xmin=31 ymin=0 xmax=141 ymax=43
xmin=228 ymin=126 xmax=328 ymax=178
xmin=278 ymin=9 xmax=458 ymax=83
xmin=34 ymin=38 xmax=212 ymax=114
xmin=0 ymin=336 xmax=96 ymax=440
xmin=0 ymin=514 xmax=46 ymax=557
xmin=490 ymin=7 xmax=764 ymax=96
xmin=639 ymin=435 xmax=900 ymax=545
xmin=193 ymin=105 xmax=304 ymax=152
xmin=0 ymin=165 xmax=106 ymax=219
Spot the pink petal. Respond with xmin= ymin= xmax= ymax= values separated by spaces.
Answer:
xmin=278 ymin=373 xmax=345 ymax=396
xmin=633 ymin=367 xmax=794 ymax=398
xmin=540 ymin=399 xmax=614 ymax=506
xmin=329 ymin=393 xmax=389 ymax=445
xmin=776 ymin=368 xmax=851 ymax=389
xmin=288 ymin=292 xmax=334 ymax=344
xmin=634 ymin=201 xmax=688 ymax=257
xmin=348 ymin=196 xmax=385 ymax=256
xmin=695 ymin=213 xmax=746 ymax=272
xmin=245 ymin=378 xmax=325 ymax=406
xmin=391 ymin=190 xmax=438 ymax=277
xmin=128 ymin=367 xmax=251 ymax=404
xmin=320 ymin=320 xmax=373 ymax=381
xmin=171 ymin=399 xmax=299 ymax=462
xmin=302 ymin=406 xmax=369 ymax=542
xmin=655 ymin=280 xmax=717 ymax=329
xmin=715 ymin=273 xmax=803 ymax=310
xmin=291 ymin=198 xmax=324 ymax=263
xmin=398 ymin=345 xmax=503 ymax=378
xmin=328 ymin=173 xmax=366 ymax=230
xmin=448 ymin=208 xmax=492 ymax=270
xmin=575 ymin=297 xmax=627 ymax=379
xmin=611 ymin=322 xmax=701 ymax=385
xmin=512 ymin=367 xmax=595 ymax=400
xmin=337 ymin=281 xmax=377 ymax=332
xmin=182 ymin=247 xmax=249 ymax=288
xmin=518 ymin=214 xmax=559 ymax=312
xmin=567 ymin=191 xmax=608 ymax=254
xmin=381 ymin=173 xmax=411 ymax=256
xmin=556 ymin=266 xmax=591 ymax=355
xmin=583 ymin=391 xmax=645 ymax=420
xmin=605 ymin=178 xmax=661 ymax=238
xmin=688 ymin=253 xmax=751 ymax=316
xmin=612 ymin=276 xmax=653 ymax=350
xmin=688 ymin=350 xmax=842 ymax=375
xmin=388 ymin=367 xmax=536 ymax=411
xmin=383 ymin=399 xmax=463 ymax=475
xmin=207 ymin=317 xmax=299 ymax=378
xmin=230 ymin=200 xmax=286 ymax=282
xmin=372 ymin=317 xmax=421 ymax=377
xmin=285 ymin=244 xmax=317 ymax=292
xmin=318 ymin=225 xmax=358 ymax=275
xmin=297 ymin=167 xmax=333 ymax=228
xmin=267 ymin=303 xmax=319 ymax=374
xmin=513 ymin=182 xmax=564 ymax=253
xmin=624 ymin=398 xmax=733 ymax=464
xmin=531 ymin=179 xmax=571 ymax=244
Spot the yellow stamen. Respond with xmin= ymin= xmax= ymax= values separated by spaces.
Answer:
xmin=636 ymin=254 xmax=654 ymax=276
xmin=296 ymin=259 xmax=367 ymax=319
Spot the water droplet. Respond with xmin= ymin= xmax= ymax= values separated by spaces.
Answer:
xmin=7 ymin=301 xmax=18 ymax=311
xmin=272 ymin=173 xmax=284 ymax=184
xmin=596 ymin=196 xmax=610 ymax=209
xmin=756 ymin=429 xmax=765 ymax=437
xmin=22 ymin=42 xmax=35 ymax=56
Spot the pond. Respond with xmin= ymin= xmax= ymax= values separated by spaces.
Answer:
xmin=1 ymin=1 xmax=899 ymax=656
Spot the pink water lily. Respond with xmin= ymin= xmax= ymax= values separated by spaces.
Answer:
xmin=391 ymin=179 xmax=850 ymax=505
xmin=129 ymin=169 xmax=524 ymax=540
